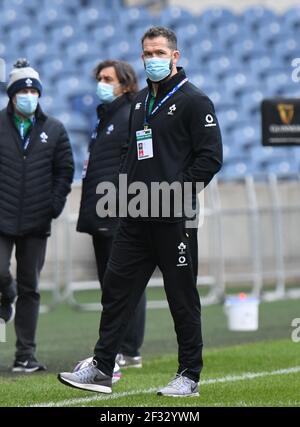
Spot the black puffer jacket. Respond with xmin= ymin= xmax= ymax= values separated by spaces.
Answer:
xmin=77 ymin=94 xmax=132 ymax=235
xmin=0 ymin=101 xmax=74 ymax=236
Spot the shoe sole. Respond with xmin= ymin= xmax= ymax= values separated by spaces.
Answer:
xmin=57 ymin=374 xmax=112 ymax=394
xmin=157 ymin=392 xmax=199 ymax=397
xmin=12 ymin=366 xmax=41 ymax=373
xmin=118 ymin=363 xmax=142 ymax=369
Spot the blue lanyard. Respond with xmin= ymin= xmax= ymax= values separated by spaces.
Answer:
xmin=20 ymin=118 xmax=35 ymax=151
xmin=144 ymin=77 xmax=188 ymax=127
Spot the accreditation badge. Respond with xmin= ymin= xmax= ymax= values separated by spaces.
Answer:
xmin=136 ymin=128 xmax=153 ymax=160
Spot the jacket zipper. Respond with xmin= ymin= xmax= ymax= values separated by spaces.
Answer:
xmin=17 ymin=153 xmax=27 ymax=235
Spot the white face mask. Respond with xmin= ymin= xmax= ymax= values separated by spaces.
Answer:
xmin=144 ymin=57 xmax=172 ymax=82
xmin=96 ymin=82 xmax=118 ymax=103
xmin=16 ymin=94 xmax=39 ymax=116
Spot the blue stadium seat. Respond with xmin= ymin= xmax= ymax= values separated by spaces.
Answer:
xmin=256 ymin=21 xmax=283 ymax=47
xmin=205 ymin=89 xmax=224 ymax=109
xmin=220 ymin=161 xmax=257 ymax=180
xmin=2 ymin=1 xmax=299 ymax=179
xmin=0 ymin=40 xmax=23 ymax=64
xmin=223 ymin=143 xmax=248 ymax=164
xmin=7 ymin=25 xmax=40 ymax=50
xmin=282 ymin=89 xmax=300 ymax=99
xmin=231 ymin=37 xmax=268 ymax=62
xmin=216 ymin=22 xmax=251 ymax=49
xmin=77 ymin=7 xmax=113 ymax=31
xmin=282 ymin=6 xmax=300 ymax=31
xmin=250 ymin=146 xmax=290 ymax=169
xmin=107 ymin=40 xmax=139 ymax=61
xmin=223 ymin=72 xmax=257 ymax=98
xmin=3 ymin=0 xmax=37 ymax=12
xmin=173 ymin=24 xmax=209 ymax=50
xmin=189 ymin=73 xmax=216 ymax=91
xmin=39 ymin=92 xmax=69 ymax=115
xmin=159 ymin=6 xmax=196 ymax=29
xmin=230 ymin=123 xmax=260 ymax=149
xmin=23 ymin=41 xmax=55 ymax=65
xmin=39 ymin=0 xmax=82 ymax=11
xmin=190 ymin=39 xmax=223 ymax=63
xmin=199 ymin=7 xmax=238 ymax=31
xmin=118 ymin=7 xmax=154 ymax=31
xmin=264 ymin=70 xmax=291 ymax=96
xmin=248 ymin=55 xmax=283 ymax=79
xmin=264 ymin=160 xmax=299 ymax=175
xmin=69 ymin=93 xmax=98 ymax=118
xmin=80 ymin=58 xmax=107 ymax=82
xmin=274 ymin=38 xmax=299 ymax=62
xmin=35 ymin=7 xmax=74 ymax=31
xmin=55 ymin=111 xmax=91 ymax=133
xmin=239 ymin=89 xmax=264 ymax=116
xmin=54 ymin=76 xmax=93 ymax=99
xmin=2 ymin=7 xmax=31 ymax=31
xmin=242 ymin=6 xmax=277 ymax=30
xmin=217 ymin=109 xmax=240 ymax=134
xmin=39 ymin=59 xmax=76 ymax=84
xmin=92 ymin=25 xmax=122 ymax=47
xmin=65 ymin=41 xmax=99 ymax=65
xmin=207 ymin=56 xmax=241 ymax=79
xmin=126 ymin=58 xmax=146 ymax=82
xmin=49 ymin=25 xmax=77 ymax=49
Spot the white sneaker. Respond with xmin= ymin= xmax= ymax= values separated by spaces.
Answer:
xmin=58 ymin=360 xmax=112 ymax=393
xmin=157 ymin=373 xmax=199 ymax=397
xmin=116 ymin=353 xmax=142 ymax=368
xmin=73 ymin=357 xmax=121 ymax=384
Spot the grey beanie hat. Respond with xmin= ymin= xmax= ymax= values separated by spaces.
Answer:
xmin=7 ymin=58 xmax=43 ymax=98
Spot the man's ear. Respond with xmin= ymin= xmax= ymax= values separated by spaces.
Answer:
xmin=172 ymin=50 xmax=180 ymax=66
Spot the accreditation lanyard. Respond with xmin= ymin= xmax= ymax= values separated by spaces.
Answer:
xmin=20 ymin=117 xmax=35 ymax=151
xmin=143 ymin=77 xmax=188 ymax=129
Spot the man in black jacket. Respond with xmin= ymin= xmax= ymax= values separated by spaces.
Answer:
xmin=58 ymin=26 xmax=222 ymax=396
xmin=77 ymin=60 xmax=145 ymax=368
xmin=0 ymin=59 xmax=74 ymax=372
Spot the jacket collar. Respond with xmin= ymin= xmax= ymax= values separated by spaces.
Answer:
xmin=6 ymin=100 xmax=47 ymax=122
xmin=96 ymin=93 xmax=132 ymax=119
xmin=146 ymin=67 xmax=187 ymax=98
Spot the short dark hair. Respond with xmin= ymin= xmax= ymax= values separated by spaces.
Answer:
xmin=141 ymin=26 xmax=177 ymax=50
xmin=94 ymin=60 xmax=138 ymax=94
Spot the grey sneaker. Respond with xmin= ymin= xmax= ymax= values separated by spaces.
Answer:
xmin=116 ymin=353 xmax=142 ymax=368
xmin=12 ymin=357 xmax=47 ymax=373
xmin=58 ymin=360 xmax=112 ymax=393
xmin=157 ymin=373 xmax=199 ymax=397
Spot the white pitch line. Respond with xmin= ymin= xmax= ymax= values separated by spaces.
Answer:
xmin=31 ymin=366 xmax=300 ymax=407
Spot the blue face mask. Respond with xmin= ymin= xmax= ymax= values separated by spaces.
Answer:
xmin=96 ymin=82 xmax=118 ymax=104
xmin=16 ymin=94 xmax=39 ymax=116
xmin=144 ymin=57 xmax=172 ymax=82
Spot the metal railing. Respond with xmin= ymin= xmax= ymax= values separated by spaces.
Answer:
xmin=43 ymin=174 xmax=300 ymax=311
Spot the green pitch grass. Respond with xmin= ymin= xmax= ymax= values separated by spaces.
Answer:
xmin=0 ymin=290 xmax=299 ymax=407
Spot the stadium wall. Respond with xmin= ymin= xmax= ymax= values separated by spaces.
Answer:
xmin=30 ymin=180 xmax=300 ymax=286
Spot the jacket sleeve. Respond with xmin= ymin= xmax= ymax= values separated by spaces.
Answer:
xmin=119 ymin=101 xmax=135 ymax=174
xmin=52 ymin=123 xmax=74 ymax=218
xmin=182 ymin=95 xmax=223 ymax=189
